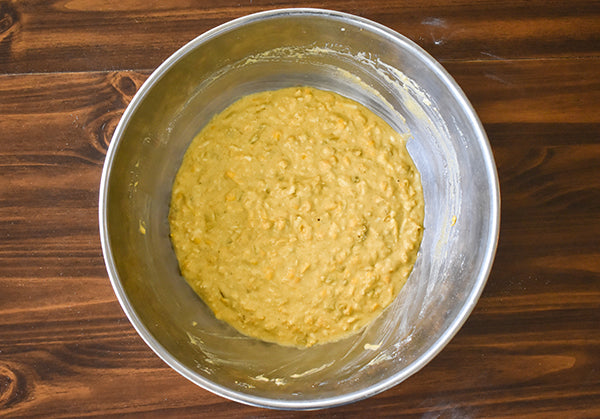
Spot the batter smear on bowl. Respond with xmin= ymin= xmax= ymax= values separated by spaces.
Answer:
xmin=169 ymin=86 xmax=424 ymax=347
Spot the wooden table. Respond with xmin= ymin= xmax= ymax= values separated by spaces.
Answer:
xmin=1 ymin=1 xmax=599 ymax=417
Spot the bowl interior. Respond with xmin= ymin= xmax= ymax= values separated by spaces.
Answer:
xmin=101 ymin=9 xmax=499 ymax=409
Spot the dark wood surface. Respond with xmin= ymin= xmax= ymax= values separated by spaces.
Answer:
xmin=1 ymin=0 xmax=599 ymax=417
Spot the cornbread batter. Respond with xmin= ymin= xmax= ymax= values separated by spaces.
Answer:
xmin=169 ymin=87 xmax=424 ymax=347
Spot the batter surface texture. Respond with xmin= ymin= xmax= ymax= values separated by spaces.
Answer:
xmin=169 ymin=86 xmax=424 ymax=347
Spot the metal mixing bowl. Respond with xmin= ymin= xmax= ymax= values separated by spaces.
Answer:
xmin=99 ymin=8 xmax=500 ymax=410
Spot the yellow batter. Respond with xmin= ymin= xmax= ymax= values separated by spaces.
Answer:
xmin=169 ymin=86 xmax=424 ymax=347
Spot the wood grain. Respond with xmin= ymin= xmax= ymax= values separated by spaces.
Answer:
xmin=1 ymin=0 xmax=599 ymax=417
xmin=0 ymin=0 xmax=599 ymax=73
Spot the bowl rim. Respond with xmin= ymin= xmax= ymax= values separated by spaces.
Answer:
xmin=99 ymin=7 xmax=501 ymax=410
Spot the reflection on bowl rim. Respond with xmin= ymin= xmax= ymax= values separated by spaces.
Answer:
xmin=99 ymin=7 xmax=500 ymax=410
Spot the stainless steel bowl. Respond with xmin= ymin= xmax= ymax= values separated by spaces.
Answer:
xmin=99 ymin=8 xmax=500 ymax=410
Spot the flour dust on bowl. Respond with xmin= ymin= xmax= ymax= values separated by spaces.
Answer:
xmin=99 ymin=8 xmax=500 ymax=410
